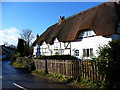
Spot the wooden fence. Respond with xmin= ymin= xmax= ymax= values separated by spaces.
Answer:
xmin=34 ymin=59 xmax=79 ymax=78
xmin=79 ymin=60 xmax=105 ymax=81
xmin=34 ymin=59 xmax=105 ymax=81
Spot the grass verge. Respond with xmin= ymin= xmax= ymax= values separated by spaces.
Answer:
xmin=32 ymin=70 xmax=105 ymax=88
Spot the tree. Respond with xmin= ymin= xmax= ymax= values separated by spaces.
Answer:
xmin=17 ymin=39 xmax=25 ymax=56
xmin=18 ymin=29 xmax=34 ymax=56
xmin=97 ymin=40 xmax=120 ymax=88
xmin=20 ymin=29 xmax=34 ymax=46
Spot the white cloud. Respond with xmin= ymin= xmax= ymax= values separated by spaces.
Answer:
xmin=0 ymin=27 xmax=20 ymax=45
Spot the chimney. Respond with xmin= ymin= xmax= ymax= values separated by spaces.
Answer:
xmin=36 ymin=34 xmax=39 ymax=39
xmin=58 ymin=16 xmax=65 ymax=24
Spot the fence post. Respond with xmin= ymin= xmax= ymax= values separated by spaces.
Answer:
xmin=45 ymin=59 xmax=48 ymax=74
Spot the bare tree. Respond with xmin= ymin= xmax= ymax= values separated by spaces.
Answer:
xmin=20 ymin=29 xmax=34 ymax=46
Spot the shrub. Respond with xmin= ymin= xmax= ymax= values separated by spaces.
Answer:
xmin=32 ymin=70 xmax=46 ymax=76
xmin=11 ymin=57 xmax=35 ymax=72
xmin=95 ymin=40 xmax=120 ymax=88
xmin=34 ymin=55 xmax=78 ymax=60
xmin=77 ymin=78 xmax=105 ymax=88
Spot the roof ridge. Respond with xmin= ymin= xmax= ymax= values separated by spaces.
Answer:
xmin=46 ymin=2 xmax=117 ymax=29
xmin=64 ymin=2 xmax=116 ymax=21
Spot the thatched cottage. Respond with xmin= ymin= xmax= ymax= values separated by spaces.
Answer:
xmin=33 ymin=2 xmax=120 ymax=59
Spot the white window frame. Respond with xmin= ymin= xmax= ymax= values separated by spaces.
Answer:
xmin=83 ymin=48 xmax=93 ymax=57
xmin=78 ymin=30 xmax=95 ymax=39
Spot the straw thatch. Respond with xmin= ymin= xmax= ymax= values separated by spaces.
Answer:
xmin=33 ymin=2 xmax=120 ymax=46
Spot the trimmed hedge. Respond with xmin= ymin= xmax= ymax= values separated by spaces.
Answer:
xmin=34 ymin=55 xmax=78 ymax=60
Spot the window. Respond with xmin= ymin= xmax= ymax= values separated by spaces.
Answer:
xmin=36 ymin=45 xmax=40 ymax=56
xmin=78 ymin=30 xmax=95 ymax=39
xmin=75 ymin=50 xmax=79 ymax=56
xmin=83 ymin=30 xmax=94 ymax=37
xmin=83 ymin=48 xmax=93 ymax=57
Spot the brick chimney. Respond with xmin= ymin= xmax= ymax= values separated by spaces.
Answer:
xmin=58 ymin=16 xmax=65 ymax=24
xmin=36 ymin=34 xmax=39 ymax=39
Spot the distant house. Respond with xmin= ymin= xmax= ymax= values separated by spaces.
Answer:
xmin=33 ymin=2 xmax=120 ymax=59
xmin=0 ymin=45 xmax=15 ymax=60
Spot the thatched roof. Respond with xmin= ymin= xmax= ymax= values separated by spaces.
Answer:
xmin=33 ymin=2 xmax=120 ymax=46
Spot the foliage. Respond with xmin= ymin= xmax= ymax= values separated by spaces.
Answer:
xmin=17 ymin=39 xmax=25 ymax=56
xmin=17 ymin=29 xmax=34 ymax=56
xmin=32 ymin=70 xmax=46 ymax=76
xmin=34 ymin=55 xmax=77 ymax=60
xmin=95 ymin=40 xmax=120 ymax=88
xmin=17 ymin=38 xmax=32 ymax=56
xmin=11 ymin=57 xmax=35 ymax=72
xmin=47 ymin=73 xmax=70 ymax=81
xmin=55 ymin=52 xmax=60 ymax=55
xmin=32 ymin=70 xmax=70 ymax=82
xmin=76 ymin=78 xmax=105 ymax=88
xmin=24 ymin=44 xmax=33 ymax=56
xmin=12 ymin=62 xmax=26 ymax=68
xmin=32 ymin=70 xmax=104 ymax=88
xmin=11 ymin=52 xmax=20 ymax=64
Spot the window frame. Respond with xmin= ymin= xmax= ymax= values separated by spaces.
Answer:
xmin=75 ymin=49 xmax=79 ymax=56
xmin=83 ymin=48 xmax=93 ymax=57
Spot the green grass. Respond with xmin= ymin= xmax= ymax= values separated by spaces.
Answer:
xmin=32 ymin=70 xmax=70 ymax=82
xmin=74 ymin=78 xmax=105 ymax=88
xmin=12 ymin=62 xmax=26 ymax=68
xmin=32 ymin=70 xmax=46 ymax=76
xmin=32 ymin=70 xmax=105 ymax=88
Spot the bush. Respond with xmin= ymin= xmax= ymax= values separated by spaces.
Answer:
xmin=11 ymin=57 xmax=35 ymax=72
xmin=32 ymin=70 xmax=70 ymax=82
xmin=78 ymin=78 xmax=105 ymax=88
xmin=95 ymin=40 xmax=120 ymax=88
xmin=11 ymin=52 xmax=20 ymax=65
xmin=34 ymin=55 xmax=78 ymax=60
xmin=32 ymin=70 xmax=46 ymax=76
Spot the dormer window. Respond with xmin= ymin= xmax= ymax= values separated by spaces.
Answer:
xmin=77 ymin=30 xmax=95 ymax=39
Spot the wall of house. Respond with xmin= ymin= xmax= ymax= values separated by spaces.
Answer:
xmin=34 ymin=38 xmax=71 ymax=56
xmin=33 ymin=33 xmax=120 ymax=59
xmin=33 ymin=35 xmax=112 ymax=59
xmin=71 ymin=36 xmax=112 ymax=59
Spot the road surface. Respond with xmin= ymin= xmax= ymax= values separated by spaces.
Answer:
xmin=2 ymin=60 xmax=77 ymax=89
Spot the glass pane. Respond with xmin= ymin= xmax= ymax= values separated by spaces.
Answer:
xmin=83 ymin=49 xmax=86 ymax=57
xmin=75 ymin=50 xmax=79 ymax=56
xmin=86 ymin=49 xmax=89 ymax=57
xmin=90 ymin=48 xmax=93 ymax=56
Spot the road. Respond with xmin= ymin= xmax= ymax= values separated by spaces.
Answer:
xmin=2 ymin=60 xmax=77 ymax=89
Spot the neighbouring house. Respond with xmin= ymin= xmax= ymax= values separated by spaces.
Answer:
xmin=32 ymin=2 xmax=120 ymax=59
xmin=0 ymin=45 xmax=16 ymax=60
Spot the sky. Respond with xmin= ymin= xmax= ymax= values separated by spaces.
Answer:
xmin=1 ymin=0 xmax=109 ymax=46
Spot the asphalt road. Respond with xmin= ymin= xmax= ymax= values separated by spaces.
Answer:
xmin=2 ymin=60 xmax=77 ymax=90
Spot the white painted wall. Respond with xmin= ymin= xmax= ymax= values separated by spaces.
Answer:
xmin=33 ymin=33 xmax=120 ymax=59
xmin=71 ymin=36 xmax=112 ymax=59
xmin=33 ymin=35 xmax=112 ymax=59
